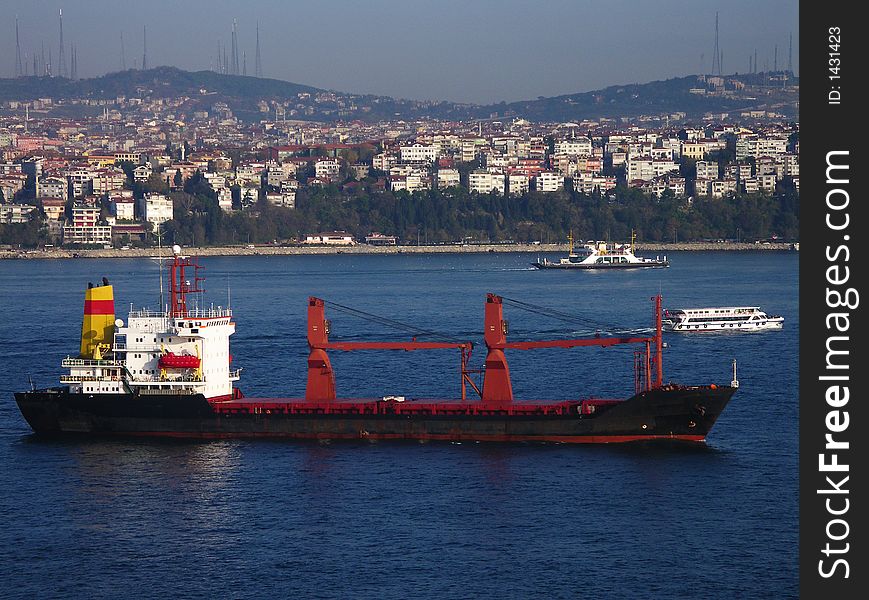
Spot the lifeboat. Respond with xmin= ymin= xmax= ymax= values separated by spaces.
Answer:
xmin=158 ymin=352 xmax=201 ymax=369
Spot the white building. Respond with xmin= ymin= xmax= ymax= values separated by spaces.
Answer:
xmin=642 ymin=175 xmax=686 ymax=198
xmin=399 ymin=144 xmax=439 ymax=164
xmin=217 ymin=187 xmax=233 ymax=212
xmin=303 ymin=232 xmax=355 ymax=245
xmin=758 ymin=174 xmax=777 ymax=192
xmin=133 ymin=164 xmax=153 ymax=182
xmin=468 ymin=171 xmax=506 ymax=195
xmin=236 ymin=163 xmax=265 ymax=185
xmin=63 ymin=205 xmax=112 ymax=246
xmin=709 ymin=178 xmax=738 ymax=198
xmin=38 ymin=176 xmax=68 ymax=200
xmin=573 ymin=174 xmax=617 ymax=194
xmin=405 ymin=172 xmax=428 ymax=192
xmin=436 ymin=169 xmax=461 ymax=189
xmin=280 ymin=190 xmax=296 ymax=209
xmin=111 ymin=191 xmax=136 ymax=221
xmin=554 ymin=138 xmax=592 ymax=157
xmin=66 ymin=168 xmax=94 ymax=198
xmin=266 ymin=162 xmax=297 ymax=188
xmin=534 ymin=172 xmax=564 ymax=193
xmin=140 ymin=193 xmax=173 ymax=228
xmin=626 ymin=157 xmax=678 ymax=184
xmin=695 ymin=161 xmax=717 ymax=180
xmin=461 ymin=140 xmax=482 ymax=163
xmin=372 ymin=152 xmax=397 ymax=172
xmin=0 ymin=203 xmax=37 ymax=224
xmin=314 ymin=159 xmax=340 ymax=181
xmin=735 ymin=137 xmax=788 ymax=161
xmin=507 ymin=174 xmax=529 ymax=196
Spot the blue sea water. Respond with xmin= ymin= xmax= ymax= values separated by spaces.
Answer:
xmin=0 ymin=251 xmax=798 ymax=599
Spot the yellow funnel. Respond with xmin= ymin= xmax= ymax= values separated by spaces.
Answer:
xmin=80 ymin=283 xmax=115 ymax=358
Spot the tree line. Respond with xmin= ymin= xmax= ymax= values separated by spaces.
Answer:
xmin=161 ymin=177 xmax=798 ymax=247
xmin=1 ymin=172 xmax=799 ymax=248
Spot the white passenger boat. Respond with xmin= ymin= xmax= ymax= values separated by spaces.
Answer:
xmin=531 ymin=232 xmax=668 ymax=269
xmin=662 ymin=307 xmax=784 ymax=332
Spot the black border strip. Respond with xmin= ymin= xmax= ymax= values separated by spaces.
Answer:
xmin=800 ymin=4 xmax=864 ymax=596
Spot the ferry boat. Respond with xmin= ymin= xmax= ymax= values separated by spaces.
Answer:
xmin=662 ymin=307 xmax=784 ymax=332
xmin=14 ymin=247 xmax=736 ymax=443
xmin=531 ymin=232 xmax=668 ymax=269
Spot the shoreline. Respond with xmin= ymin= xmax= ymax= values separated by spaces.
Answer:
xmin=1 ymin=241 xmax=796 ymax=260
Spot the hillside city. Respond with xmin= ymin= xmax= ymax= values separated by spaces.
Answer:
xmin=0 ymin=72 xmax=799 ymax=249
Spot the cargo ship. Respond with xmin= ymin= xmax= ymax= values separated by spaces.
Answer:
xmin=15 ymin=247 xmax=735 ymax=443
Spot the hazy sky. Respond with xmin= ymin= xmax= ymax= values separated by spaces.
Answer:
xmin=7 ymin=0 xmax=799 ymax=104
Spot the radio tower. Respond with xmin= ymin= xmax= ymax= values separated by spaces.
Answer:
xmin=788 ymin=33 xmax=793 ymax=73
xmin=231 ymin=19 xmax=239 ymax=75
xmin=255 ymin=22 xmax=263 ymax=77
xmin=774 ymin=44 xmax=778 ymax=72
xmin=121 ymin=32 xmax=126 ymax=70
xmin=142 ymin=25 xmax=148 ymax=70
xmin=15 ymin=17 xmax=24 ymax=77
xmin=711 ymin=12 xmax=721 ymax=76
xmin=58 ymin=9 xmax=67 ymax=78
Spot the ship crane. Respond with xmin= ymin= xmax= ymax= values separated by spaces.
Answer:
xmin=480 ymin=294 xmax=665 ymax=403
xmin=304 ymin=294 xmax=665 ymax=405
xmin=305 ymin=297 xmax=480 ymax=402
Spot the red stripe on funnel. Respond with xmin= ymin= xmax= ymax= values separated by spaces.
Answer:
xmin=84 ymin=299 xmax=115 ymax=314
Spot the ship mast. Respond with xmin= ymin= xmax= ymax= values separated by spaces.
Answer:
xmin=157 ymin=227 xmax=164 ymax=312
xmin=168 ymin=245 xmax=205 ymax=318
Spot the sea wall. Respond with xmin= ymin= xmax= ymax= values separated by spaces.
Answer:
xmin=1 ymin=242 xmax=795 ymax=260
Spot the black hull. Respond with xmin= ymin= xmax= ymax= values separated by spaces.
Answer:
xmin=15 ymin=386 xmax=734 ymax=443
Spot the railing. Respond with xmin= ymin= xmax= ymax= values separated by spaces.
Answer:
xmin=127 ymin=308 xmax=232 ymax=319
xmin=112 ymin=344 xmax=162 ymax=352
xmin=129 ymin=375 xmax=203 ymax=383
xmin=60 ymin=375 xmax=123 ymax=383
xmin=138 ymin=388 xmax=198 ymax=396
xmin=61 ymin=357 xmax=124 ymax=368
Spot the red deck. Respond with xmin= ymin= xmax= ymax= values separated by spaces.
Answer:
xmin=208 ymin=397 xmax=622 ymax=417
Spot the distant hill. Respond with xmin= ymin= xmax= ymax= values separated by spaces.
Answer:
xmin=0 ymin=66 xmax=797 ymax=122
xmin=494 ymin=74 xmax=798 ymax=121
xmin=0 ymin=66 xmax=321 ymax=102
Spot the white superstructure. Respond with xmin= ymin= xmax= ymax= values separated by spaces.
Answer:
xmin=532 ymin=232 xmax=668 ymax=269
xmin=662 ymin=307 xmax=784 ymax=332
xmin=60 ymin=247 xmax=240 ymax=399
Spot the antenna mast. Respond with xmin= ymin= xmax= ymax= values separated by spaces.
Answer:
xmin=58 ymin=9 xmax=67 ymax=78
xmin=255 ymin=22 xmax=263 ymax=77
xmin=712 ymin=12 xmax=721 ymax=76
xmin=15 ymin=17 xmax=24 ymax=77
xmin=231 ymin=19 xmax=239 ymax=75
xmin=142 ymin=25 xmax=148 ymax=70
